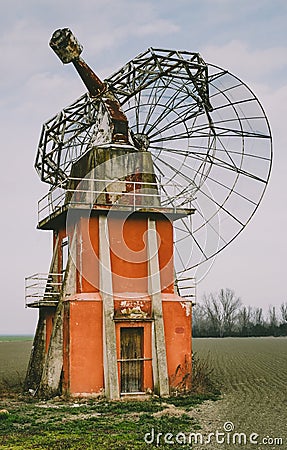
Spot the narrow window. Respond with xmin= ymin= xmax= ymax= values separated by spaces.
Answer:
xmin=61 ymin=236 xmax=69 ymax=274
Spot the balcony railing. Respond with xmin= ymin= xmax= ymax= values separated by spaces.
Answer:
xmin=38 ymin=177 xmax=195 ymax=224
xmin=24 ymin=274 xmax=196 ymax=307
xmin=25 ymin=273 xmax=63 ymax=307
xmin=175 ymin=277 xmax=196 ymax=302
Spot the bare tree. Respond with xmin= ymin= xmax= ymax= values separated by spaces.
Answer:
xmin=193 ymin=294 xmax=287 ymax=337
xmin=192 ymin=304 xmax=206 ymax=336
xmin=202 ymin=292 xmax=224 ymax=337
xmin=219 ymin=288 xmax=241 ymax=335
xmin=202 ymin=289 xmax=241 ymax=337
xmin=268 ymin=306 xmax=278 ymax=329
xmin=238 ymin=305 xmax=252 ymax=335
xmin=253 ymin=307 xmax=264 ymax=326
xmin=280 ymin=302 xmax=287 ymax=323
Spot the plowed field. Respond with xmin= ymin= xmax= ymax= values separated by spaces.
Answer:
xmin=193 ymin=337 xmax=287 ymax=449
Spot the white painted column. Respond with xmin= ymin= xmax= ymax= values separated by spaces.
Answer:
xmin=147 ymin=218 xmax=169 ymax=396
xmin=99 ymin=214 xmax=120 ymax=400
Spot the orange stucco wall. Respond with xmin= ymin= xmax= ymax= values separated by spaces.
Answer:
xmin=76 ymin=217 xmax=100 ymax=293
xmin=72 ymin=213 xmax=175 ymax=295
xmin=63 ymin=298 xmax=104 ymax=395
xmin=162 ymin=296 xmax=192 ymax=390
xmin=109 ymin=215 xmax=148 ymax=293
xmin=156 ymin=219 xmax=174 ymax=293
xmin=109 ymin=215 xmax=174 ymax=294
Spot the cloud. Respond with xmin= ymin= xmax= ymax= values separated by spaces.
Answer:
xmin=84 ymin=18 xmax=179 ymax=57
xmin=201 ymin=40 xmax=287 ymax=84
xmin=130 ymin=19 xmax=179 ymax=37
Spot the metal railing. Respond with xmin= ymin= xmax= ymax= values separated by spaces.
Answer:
xmin=38 ymin=177 xmax=194 ymax=223
xmin=175 ymin=277 xmax=196 ymax=302
xmin=25 ymin=273 xmax=63 ymax=307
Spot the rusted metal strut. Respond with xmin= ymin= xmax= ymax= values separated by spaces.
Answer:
xmin=49 ymin=28 xmax=129 ymax=143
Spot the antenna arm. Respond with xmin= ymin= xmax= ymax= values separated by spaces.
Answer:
xmin=72 ymin=57 xmax=106 ymax=97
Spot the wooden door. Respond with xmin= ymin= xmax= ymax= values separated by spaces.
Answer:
xmin=120 ymin=327 xmax=144 ymax=393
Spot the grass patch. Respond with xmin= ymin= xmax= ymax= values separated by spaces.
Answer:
xmin=0 ymin=394 xmax=216 ymax=449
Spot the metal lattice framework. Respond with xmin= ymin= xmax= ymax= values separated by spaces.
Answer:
xmin=35 ymin=47 xmax=272 ymax=282
xmin=35 ymin=93 xmax=100 ymax=185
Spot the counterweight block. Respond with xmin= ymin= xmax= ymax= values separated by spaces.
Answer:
xmin=50 ymin=28 xmax=83 ymax=64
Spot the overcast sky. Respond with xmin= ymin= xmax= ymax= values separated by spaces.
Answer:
xmin=0 ymin=0 xmax=286 ymax=334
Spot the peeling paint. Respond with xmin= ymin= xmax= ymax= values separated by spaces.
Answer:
xmin=120 ymin=300 xmax=145 ymax=308
xmin=119 ymin=301 xmax=148 ymax=319
xmin=120 ymin=305 xmax=147 ymax=319
xmin=180 ymin=301 xmax=191 ymax=317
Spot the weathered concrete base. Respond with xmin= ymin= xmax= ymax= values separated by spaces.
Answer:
xmin=37 ymin=303 xmax=64 ymax=397
xmin=24 ymin=236 xmax=60 ymax=395
xmin=24 ymin=310 xmax=46 ymax=393
xmin=36 ymin=232 xmax=77 ymax=398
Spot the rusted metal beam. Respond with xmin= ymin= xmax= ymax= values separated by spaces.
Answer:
xmin=73 ymin=58 xmax=106 ymax=97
